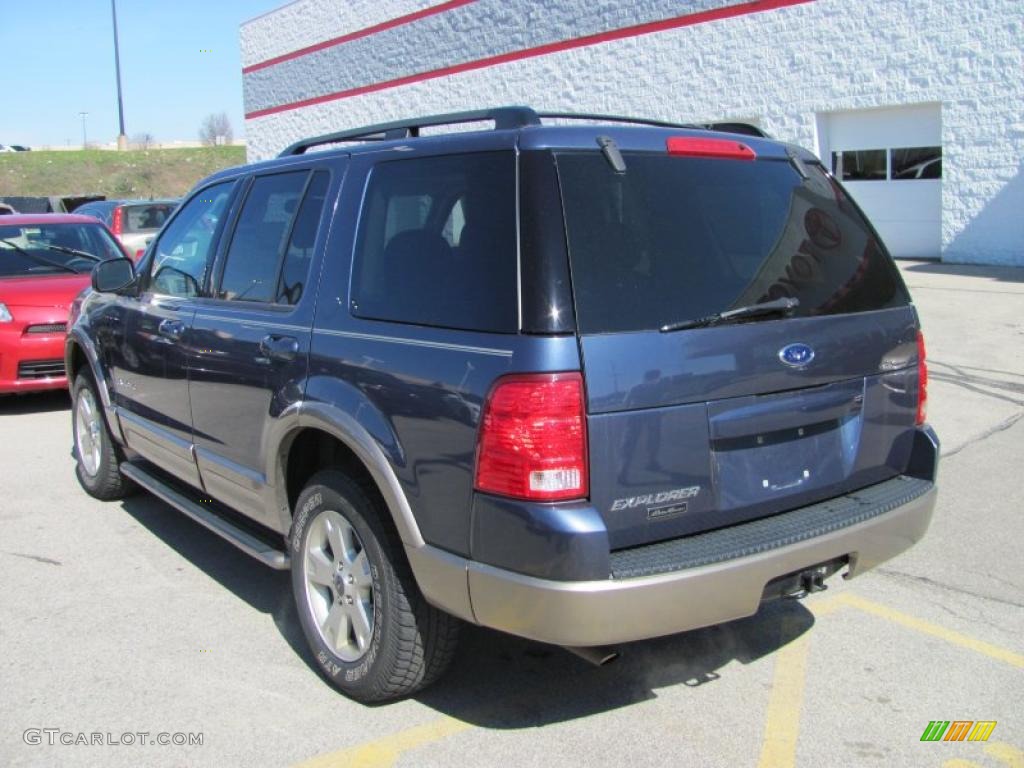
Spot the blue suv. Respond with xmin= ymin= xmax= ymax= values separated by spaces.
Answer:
xmin=66 ymin=107 xmax=938 ymax=702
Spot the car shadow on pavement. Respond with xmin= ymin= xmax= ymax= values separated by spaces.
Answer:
xmin=901 ymin=261 xmax=1024 ymax=283
xmin=414 ymin=600 xmax=814 ymax=727
xmin=116 ymin=490 xmax=815 ymax=724
xmin=0 ymin=390 xmax=70 ymax=415
xmin=115 ymin=493 xmax=317 ymax=674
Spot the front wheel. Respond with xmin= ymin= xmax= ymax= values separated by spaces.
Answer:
xmin=290 ymin=470 xmax=460 ymax=702
xmin=72 ymin=373 xmax=130 ymax=500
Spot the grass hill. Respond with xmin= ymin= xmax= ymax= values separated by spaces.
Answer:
xmin=0 ymin=146 xmax=246 ymax=201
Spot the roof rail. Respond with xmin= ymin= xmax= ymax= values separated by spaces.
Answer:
xmin=277 ymin=106 xmax=541 ymax=156
xmin=277 ymin=106 xmax=767 ymax=156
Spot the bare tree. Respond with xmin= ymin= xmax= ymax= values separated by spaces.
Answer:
xmin=132 ymin=132 xmax=155 ymax=150
xmin=199 ymin=113 xmax=234 ymax=146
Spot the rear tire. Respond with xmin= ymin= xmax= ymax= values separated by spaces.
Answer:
xmin=290 ymin=470 xmax=460 ymax=702
xmin=72 ymin=373 xmax=130 ymax=500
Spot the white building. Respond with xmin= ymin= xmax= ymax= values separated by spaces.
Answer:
xmin=241 ymin=0 xmax=1024 ymax=266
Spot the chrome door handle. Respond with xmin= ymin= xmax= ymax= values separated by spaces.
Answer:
xmin=258 ymin=334 xmax=299 ymax=362
xmin=158 ymin=318 xmax=186 ymax=340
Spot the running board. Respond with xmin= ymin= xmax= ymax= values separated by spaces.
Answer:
xmin=121 ymin=462 xmax=290 ymax=570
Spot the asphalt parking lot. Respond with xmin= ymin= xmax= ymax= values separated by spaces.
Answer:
xmin=1 ymin=261 xmax=1021 ymax=768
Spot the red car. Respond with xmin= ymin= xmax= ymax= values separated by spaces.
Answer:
xmin=0 ymin=214 xmax=127 ymax=394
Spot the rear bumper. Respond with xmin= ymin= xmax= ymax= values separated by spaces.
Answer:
xmin=409 ymin=473 xmax=937 ymax=647
xmin=466 ymin=481 xmax=935 ymax=646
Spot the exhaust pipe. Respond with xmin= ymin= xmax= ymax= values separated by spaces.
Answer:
xmin=563 ymin=645 xmax=620 ymax=666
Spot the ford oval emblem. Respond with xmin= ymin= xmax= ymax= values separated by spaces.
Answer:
xmin=779 ymin=343 xmax=815 ymax=368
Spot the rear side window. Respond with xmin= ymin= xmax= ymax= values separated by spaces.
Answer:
xmin=351 ymin=152 xmax=517 ymax=332
xmin=556 ymin=153 xmax=910 ymax=334
xmin=219 ymin=171 xmax=308 ymax=303
xmin=277 ymin=171 xmax=329 ymax=305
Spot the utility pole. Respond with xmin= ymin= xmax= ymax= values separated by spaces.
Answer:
xmin=111 ymin=0 xmax=128 ymax=150
xmin=79 ymin=112 xmax=89 ymax=149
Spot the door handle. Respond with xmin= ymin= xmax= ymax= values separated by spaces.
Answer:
xmin=258 ymin=334 xmax=299 ymax=362
xmin=157 ymin=318 xmax=186 ymax=341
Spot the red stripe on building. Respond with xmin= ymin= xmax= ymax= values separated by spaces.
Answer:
xmin=246 ymin=0 xmax=814 ymax=119
xmin=242 ymin=0 xmax=482 ymax=74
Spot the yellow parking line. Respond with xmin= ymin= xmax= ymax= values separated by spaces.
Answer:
xmin=757 ymin=618 xmax=811 ymax=768
xmin=293 ymin=716 xmax=472 ymax=768
xmin=837 ymin=594 xmax=1024 ymax=669
xmin=985 ymin=742 xmax=1024 ymax=768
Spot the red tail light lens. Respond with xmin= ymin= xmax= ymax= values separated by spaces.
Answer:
xmin=475 ymin=372 xmax=588 ymax=502
xmin=666 ymin=137 xmax=756 ymax=161
xmin=916 ymin=331 xmax=928 ymax=425
xmin=111 ymin=206 xmax=123 ymax=236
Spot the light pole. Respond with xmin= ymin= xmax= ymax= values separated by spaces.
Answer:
xmin=79 ymin=112 xmax=89 ymax=149
xmin=111 ymin=0 xmax=128 ymax=150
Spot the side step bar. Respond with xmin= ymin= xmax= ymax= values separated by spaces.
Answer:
xmin=121 ymin=462 xmax=290 ymax=570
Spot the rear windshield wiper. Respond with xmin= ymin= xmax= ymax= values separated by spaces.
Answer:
xmin=44 ymin=244 xmax=101 ymax=262
xmin=0 ymin=238 xmax=80 ymax=274
xmin=660 ymin=296 xmax=800 ymax=333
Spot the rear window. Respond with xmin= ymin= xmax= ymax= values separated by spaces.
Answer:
xmin=351 ymin=152 xmax=517 ymax=333
xmin=124 ymin=203 xmax=176 ymax=233
xmin=556 ymin=152 xmax=910 ymax=334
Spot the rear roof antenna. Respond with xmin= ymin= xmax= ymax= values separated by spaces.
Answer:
xmin=596 ymin=136 xmax=627 ymax=174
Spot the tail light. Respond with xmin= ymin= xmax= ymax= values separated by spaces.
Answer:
xmin=916 ymin=331 xmax=928 ymax=425
xmin=667 ymin=137 xmax=756 ymax=161
xmin=111 ymin=207 xmax=123 ymax=236
xmin=475 ymin=372 xmax=588 ymax=502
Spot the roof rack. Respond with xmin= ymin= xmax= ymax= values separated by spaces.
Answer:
xmin=277 ymin=106 xmax=766 ymax=156
xmin=278 ymin=107 xmax=540 ymax=156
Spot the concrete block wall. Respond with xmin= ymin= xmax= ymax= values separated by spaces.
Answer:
xmin=241 ymin=0 xmax=1024 ymax=265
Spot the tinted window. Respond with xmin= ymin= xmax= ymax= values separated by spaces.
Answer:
xmin=148 ymin=181 xmax=233 ymax=297
xmin=351 ymin=152 xmax=516 ymax=332
xmin=277 ymin=171 xmax=329 ymax=305
xmin=0 ymin=222 xmax=124 ymax=276
xmin=557 ymin=153 xmax=909 ymax=334
xmin=219 ymin=172 xmax=307 ymax=303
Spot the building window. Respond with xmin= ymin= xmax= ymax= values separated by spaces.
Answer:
xmin=832 ymin=147 xmax=943 ymax=182
xmin=891 ymin=146 xmax=942 ymax=180
xmin=832 ymin=149 xmax=887 ymax=181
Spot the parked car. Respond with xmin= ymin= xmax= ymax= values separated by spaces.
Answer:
xmin=0 ymin=144 xmax=16 ymax=153
xmin=1 ymin=214 xmax=126 ymax=394
xmin=66 ymin=107 xmax=938 ymax=703
xmin=74 ymin=199 xmax=178 ymax=257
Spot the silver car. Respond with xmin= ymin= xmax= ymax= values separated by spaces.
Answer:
xmin=74 ymin=199 xmax=179 ymax=257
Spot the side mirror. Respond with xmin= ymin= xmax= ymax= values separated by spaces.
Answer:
xmin=91 ymin=257 xmax=136 ymax=293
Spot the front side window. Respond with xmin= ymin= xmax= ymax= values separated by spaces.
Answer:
xmin=351 ymin=152 xmax=517 ymax=332
xmin=148 ymin=181 xmax=234 ymax=297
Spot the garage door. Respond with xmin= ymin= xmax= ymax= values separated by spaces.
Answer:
xmin=818 ymin=104 xmax=941 ymax=259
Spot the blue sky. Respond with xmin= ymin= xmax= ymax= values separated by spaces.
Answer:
xmin=1 ymin=0 xmax=286 ymax=147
